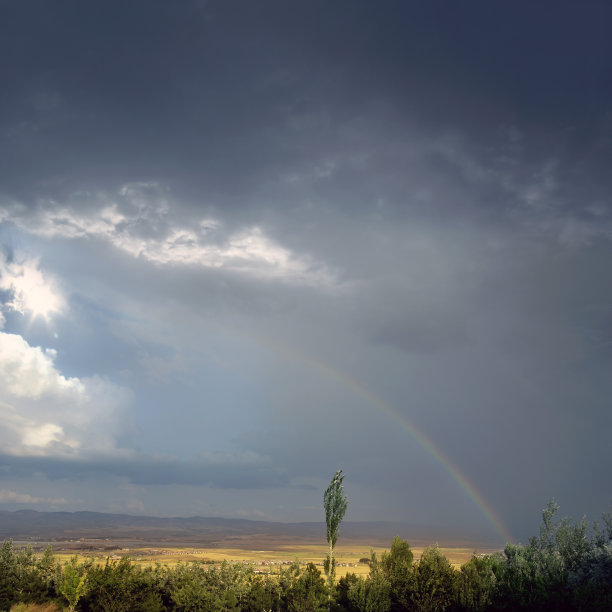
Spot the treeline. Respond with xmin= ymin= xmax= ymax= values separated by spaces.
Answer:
xmin=1 ymin=502 xmax=611 ymax=611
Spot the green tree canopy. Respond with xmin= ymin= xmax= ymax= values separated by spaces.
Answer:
xmin=323 ymin=469 xmax=348 ymax=590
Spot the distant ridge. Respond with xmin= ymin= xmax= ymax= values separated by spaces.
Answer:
xmin=0 ymin=509 xmax=499 ymax=548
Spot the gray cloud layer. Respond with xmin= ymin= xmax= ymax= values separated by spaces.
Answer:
xmin=0 ymin=0 xmax=611 ymax=543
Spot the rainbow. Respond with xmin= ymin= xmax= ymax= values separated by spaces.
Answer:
xmin=255 ymin=336 xmax=513 ymax=545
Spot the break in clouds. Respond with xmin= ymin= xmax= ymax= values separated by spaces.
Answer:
xmin=0 ymin=0 xmax=611 ymax=543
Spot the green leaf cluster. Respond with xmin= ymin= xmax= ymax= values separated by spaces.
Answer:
xmin=323 ymin=469 xmax=348 ymax=590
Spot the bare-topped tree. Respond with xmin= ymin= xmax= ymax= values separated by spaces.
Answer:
xmin=323 ymin=469 xmax=348 ymax=591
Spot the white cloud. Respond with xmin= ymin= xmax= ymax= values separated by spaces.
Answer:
xmin=0 ymin=489 xmax=67 ymax=505
xmin=1 ymin=184 xmax=335 ymax=287
xmin=0 ymin=333 xmax=83 ymax=399
xmin=21 ymin=423 xmax=64 ymax=447
xmin=0 ymin=253 xmax=66 ymax=321
xmin=0 ymin=332 xmax=132 ymax=457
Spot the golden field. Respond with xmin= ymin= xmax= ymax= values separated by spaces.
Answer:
xmin=48 ymin=540 xmax=498 ymax=575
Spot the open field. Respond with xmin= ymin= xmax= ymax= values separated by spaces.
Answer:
xmin=5 ymin=510 xmax=503 ymax=575
xmin=17 ymin=538 xmax=500 ymax=575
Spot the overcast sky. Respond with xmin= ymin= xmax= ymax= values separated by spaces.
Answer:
xmin=0 ymin=0 xmax=611 ymax=544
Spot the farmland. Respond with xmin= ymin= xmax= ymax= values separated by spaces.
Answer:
xmin=16 ymin=537 xmax=497 ymax=576
xmin=2 ymin=509 xmax=501 ymax=574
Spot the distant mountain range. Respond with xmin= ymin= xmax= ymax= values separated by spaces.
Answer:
xmin=0 ymin=510 xmax=500 ymax=548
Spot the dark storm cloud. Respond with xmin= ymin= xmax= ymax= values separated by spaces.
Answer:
xmin=0 ymin=452 xmax=289 ymax=489
xmin=2 ymin=0 xmax=611 ymax=210
xmin=1 ymin=0 xmax=611 ymax=538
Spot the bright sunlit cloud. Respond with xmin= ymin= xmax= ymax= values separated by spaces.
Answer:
xmin=0 ymin=254 xmax=65 ymax=322
xmin=1 ymin=184 xmax=337 ymax=288
xmin=0 ymin=331 xmax=132 ymax=457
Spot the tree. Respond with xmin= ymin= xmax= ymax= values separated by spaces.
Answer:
xmin=380 ymin=536 xmax=414 ymax=609
xmin=456 ymin=554 xmax=502 ymax=612
xmin=323 ymin=469 xmax=348 ymax=591
xmin=59 ymin=556 xmax=88 ymax=612
xmin=285 ymin=563 xmax=328 ymax=612
xmin=83 ymin=556 xmax=164 ymax=612
xmin=0 ymin=540 xmax=18 ymax=610
xmin=347 ymin=573 xmax=391 ymax=612
xmin=410 ymin=546 xmax=456 ymax=612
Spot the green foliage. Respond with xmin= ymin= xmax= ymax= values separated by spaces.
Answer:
xmin=568 ymin=542 xmax=612 ymax=611
xmin=215 ymin=560 xmax=253 ymax=607
xmin=284 ymin=562 xmax=328 ymax=612
xmin=164 ymin=559 xmax=255 ymax=612
xmin=36 ymin=547 xmax=57 ymax=592
xmin=602 ymin=512 xmax=612 ymax=542
xmin=488 ymin=500 xmax=612 ymax=611
xmin=335 ymin=573 xmax=360 ymax=611
xmin=347 ymin=572 xmax=391 ymax=612
xmin=455 ymin=554 xmax=502 ymax=612
xmin=167 ymin=562 xmax=223 ymax=611
xmin=81 ymin=556 xmax=164 ymax=612
xmin=379 ymin=536 xmax=413 ymax=609
xmin=492 ymin=500 xmax=607 ymax=610
xmin=0 ymin=540 xmax=19 ymax=611
xmin=243 ymin=573 xmax=282 ymax=612
xmin=323 ymin=469 xmax=348 ymax=590
xmin=59 ymin=556 xmax=89 ymax=612
xmin=0 ymin=542 xmax=58 ymax=611
xmin=410 ymin=545 xmax=456 ymax=612
xmin=497 ymin=541 xmax=562 ymax=609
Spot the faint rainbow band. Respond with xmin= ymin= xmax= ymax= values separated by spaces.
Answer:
xmin=257 ymin=336 xmax=513 ymax=545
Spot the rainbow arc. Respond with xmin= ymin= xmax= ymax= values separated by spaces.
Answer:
xmin=255 ymin=336 xmax=513 ymax=545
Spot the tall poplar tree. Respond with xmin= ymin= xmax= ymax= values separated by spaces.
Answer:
xmin=324 ymin=469 xmax=348 ymax=590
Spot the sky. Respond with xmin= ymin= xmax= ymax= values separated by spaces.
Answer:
xmin=0 ymin=0 xmax=611 ymax=545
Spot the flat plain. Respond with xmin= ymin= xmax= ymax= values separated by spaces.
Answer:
xmin=4 ymin=510 xmax=502 ymax=574
xmin=20 ymin=537 xmax=499 ymax=575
